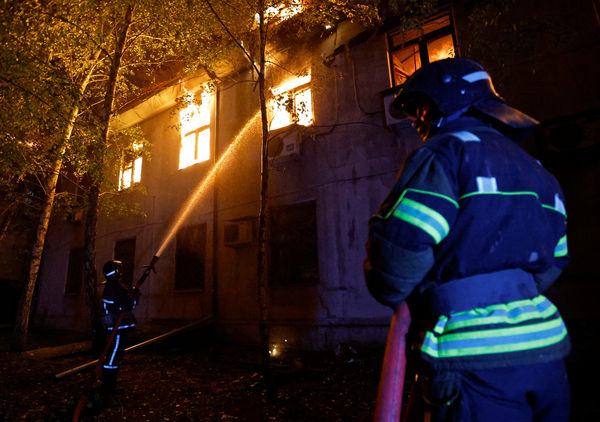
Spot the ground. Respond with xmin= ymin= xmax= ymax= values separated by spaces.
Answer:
xmin=0 ymin=324 xmax=382 ymax=422
xmin=1 ymin=319 xmax=599 ymax=422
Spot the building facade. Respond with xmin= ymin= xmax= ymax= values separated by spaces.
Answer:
xmin=34 ymin=1 xmax=600 ymax=353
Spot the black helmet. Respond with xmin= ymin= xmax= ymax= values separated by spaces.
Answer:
xmin=102 ymin=260 xmax=122 ymax=280
xmin=390 ymin=58 xmax=538 ymax=130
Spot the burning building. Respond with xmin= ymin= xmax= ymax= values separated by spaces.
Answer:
xmin=28 ymin=1 xmax=600 ymax=358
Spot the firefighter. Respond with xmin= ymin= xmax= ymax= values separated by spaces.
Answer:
xmin=364 ymin=58 xmax=571 ymax=421
xmin=100 ymin=260 xmax=139 ymax=397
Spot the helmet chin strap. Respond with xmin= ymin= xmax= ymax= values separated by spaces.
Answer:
xmin=434 ymin=105 xmax=471 ymax=129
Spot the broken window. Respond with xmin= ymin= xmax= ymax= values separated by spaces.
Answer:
xmin=388 ymin=12 xmax=456 ymax=87
xmin=174 ymin=223 xmax=206 ymax=291
xmin=269 ymin=72 xmax=313 ymax=130
xmin=114 ymin=237 xmax=136 ymax=288
xmin=65 ymin=248 xmax=84 ymax=295
xmin=269 ymin=201 xmax=319 ymax=285
xmin=179 ymin=90 xmax=212 ymax=170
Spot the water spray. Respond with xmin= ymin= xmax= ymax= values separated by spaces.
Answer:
xmin=155 ymin=111 xmax=260 ymax=257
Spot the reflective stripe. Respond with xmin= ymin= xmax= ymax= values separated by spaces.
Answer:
xmin=383 ymin=188 xmax=458 ymax=220
xmin=103 ymin=365 xmax=119 ymax=370
xmin=442 ymin=296 xmax=555 ymax=331
xmin=107 ymin=324 xmax=135 ymax=331
xmin=422 ymin=321 xmax=567 ymax=358
xmin=393 ymin=198 xmax=450 ymax=244
xmin=451 ymin=131 xmax=480 ymax=142
xmin=102 ymin=299 xmax=115 ymax=304
xmin=105 ymin=270 xmax=116 ymax=277
xmin=554 ymin=235 xmax=568 ymax=257
xmin=108 ymin=334 xmax=120 ymax=366
xmin=421 ymin=295 xmax=568 ymax=359
xmin=460 ymin=190 xmax=538 ymax=200
xmin=554 ymin=194 xmax=567 ymax=216
xmin=476 ymin=176 xmax=498 ymax=193
xmin=462 ymin=70 xmax=491 ymax=83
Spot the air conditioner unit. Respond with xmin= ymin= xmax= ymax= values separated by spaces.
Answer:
xmin=223 ymin=219 xmax=253 ymax=247
xmin=381 ymin=89 xmax=414 ymax=128
xmin=269 ymin=129 xmax=300 ymax=161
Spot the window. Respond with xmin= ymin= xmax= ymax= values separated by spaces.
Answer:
xmin=65 ymin=248 xmax=84 ymax=295
xmin=179 ymin=90 xmax=212 ymax=170
xmin=174 ymin=224 xmax=206 ymax=291
xmin=269 ymin=201 xmax=319 ymax=285
xmin=388 ymin=13 xmax=456 ymax=87
xmin=114 ymin=238 xmax=136 ymax=288
xmin=269 ymin=73 xmax=313 ymax=130
xmin=118 ymin=143 xmax=143 ymax=190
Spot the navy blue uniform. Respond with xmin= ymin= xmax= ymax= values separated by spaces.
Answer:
xmin=365 ymin=116 xmax=570 ymax=420
xmin=101 ymin=279 xmax=138 ymax=392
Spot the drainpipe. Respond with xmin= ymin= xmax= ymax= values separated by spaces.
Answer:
xmin=212 ymin=86 xmax=220 ymax=322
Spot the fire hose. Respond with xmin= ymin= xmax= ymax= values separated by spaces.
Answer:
xmin=72 ymin=255 xmax=158 ymax=422
xmin=373 ymin=301 xmax=412 ymax=422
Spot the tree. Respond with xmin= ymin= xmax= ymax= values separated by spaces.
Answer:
xmin=1 ymin=0 xmax=108 ymax=350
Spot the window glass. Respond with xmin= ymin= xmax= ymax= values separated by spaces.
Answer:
xmin=114 ymin=238 xmax=136 ymax=288
xmin=294 ymin=88 xmax=313 ymax=127
xmin=133 ymin=157 xmax=143 ymax=184
xmin=427 ymin=33 xmax=456 ymax=63
xmin=65 ymin=248 xmax=84 ymax=295
xmin=388 ymin=12 xmax=455 ymax=87
xmin=269 ymin=201 xmax=319 ymax=285
xmin=391 ymin=44 xmax=421 ymax=86
xmin=270 ymin=73 xmax=313 ymax=130
xmin=118 ymin=142 xmax=143 ymax=190
xmin=175 ymin=224 xmax=206 ymax=291
xmin=178 ymin=90 xmax=212 ymax=170
xmin=390 ymin=14 xmax=451 ymax=48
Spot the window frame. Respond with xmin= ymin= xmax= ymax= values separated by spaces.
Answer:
xmin=178 ymin=90 xmax=213 ymax=170
xmin=64 ymin=248 xmax=84 ymax=296
xmin=114 ymin=237 xmax=136 ymax=288
xmin=174 ymin=223 xmax=207 ymax=292
xmin=387 ymin=11 xmax=457 ymax=88
xmin=269 ymin=75 xmax=313 ymax=130
xmin=118 ymin=147 xmax=143 ymax=191
xmin=268 ymin=200 xmax=319 ymax=286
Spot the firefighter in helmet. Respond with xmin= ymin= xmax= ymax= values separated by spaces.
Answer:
xmin=100 ymin=260 xmax=139 ymax=397
xmin=365 ymin=58 xmax=571 ymax=421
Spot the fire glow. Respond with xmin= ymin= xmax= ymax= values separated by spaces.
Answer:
xmin=178 ymin=90 xmax=212 ymax=170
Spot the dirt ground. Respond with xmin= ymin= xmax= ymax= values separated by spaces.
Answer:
xmin=1 ymin=319 xmax=599 ymax=422
xmin=0 ymin=325 xmax=382 ymax=422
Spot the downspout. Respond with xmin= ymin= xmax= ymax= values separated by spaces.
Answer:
xmin=211 ymin=86 xmax=220 ymax=322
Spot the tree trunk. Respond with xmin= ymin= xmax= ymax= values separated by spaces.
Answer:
xmin=82 ymin=5 xmax=133 ymax=354
xmin=12 ymin=51 xmax=100 ymax=351
xmin=255 ymin=0 xmax=274 ymax=397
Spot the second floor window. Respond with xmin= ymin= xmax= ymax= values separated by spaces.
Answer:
xmin=179 ymin=90 xmax=212 ymax=170
xmin=119 ymin=142 xmax=143 ymax=190
xmin=388 ymin=12 xmax=456 ymax=87
xmin=269 ymin=72 xmax=313 ymax=130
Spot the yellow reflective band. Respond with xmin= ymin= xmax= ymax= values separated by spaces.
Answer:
xmin=393 ymin=198 xmax=449 ymax=244
xmin=554 ymin=235 xmax=568 ymax=257
xmin=421 ymin=326 xmax=568 ymax=358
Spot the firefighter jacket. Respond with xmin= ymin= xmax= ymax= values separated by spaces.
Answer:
xmin=102 ymin=280 xmax=138 ymax=331
xmin=365 ymin=116 xmax=571 ymax=370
